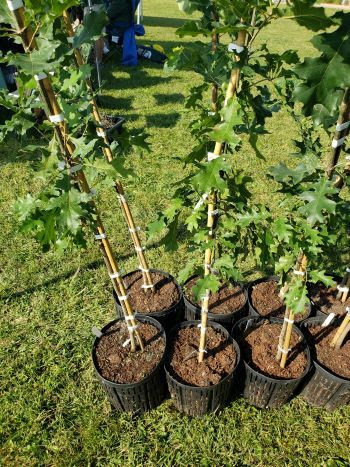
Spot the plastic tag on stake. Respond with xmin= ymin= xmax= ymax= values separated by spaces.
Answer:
xmin=91 ymin=326 xmax=102 ymax=338
xmin=332 ymin=136 xmax=346 ymax=148
xmin=336 ymin=121 xmax=350 ymax=132
xmin=7 ymin=0 xmax=23 ymax=11
xmin=322 ymin=313 xmax=336 ymax=327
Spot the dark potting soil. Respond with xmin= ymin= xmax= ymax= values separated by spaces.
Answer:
xmin=185 ymin=277 xmax=246 ymax=315
xmin=168 ymin=326 xmax=236 ymax=387
xmin=123 ymin=271 xmax=180 ymax=313
xmin=304 ymin=325 xmax=350 ymax=379
xmin=95 ymin=321 xmax=165 ymax=384
xmin=241 ymin=321 xmax=308 ymax=379
xmin=309 ymin=283 xmax=349 ymax=316
xmin=100 ymin=114 xmax=116 ymax=129
xmin=251 ymin=280 xmax=308 ymax=322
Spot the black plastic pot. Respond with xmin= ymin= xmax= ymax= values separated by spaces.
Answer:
xmin=183 ymin=276 xmax=248 ymax=331
xmin=247 ymin=276 xmax=311 ymax=324
xmin=92 ymin=315 xmax=167 ymax=413
xmin=231 ymin=316 xmax=311 ymax=409
xmin=165 ymin=320 xmax=241 ymax=417
xmin=113 ymin=269 xmax=184 ymax=332
xmin=307 ymin=275 xmax=342 ymax=318
xmin=300 ymin=317 xmax=350 ymax=410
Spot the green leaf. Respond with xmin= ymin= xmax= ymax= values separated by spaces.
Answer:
xmin=192 ymin=274 xmax=221 ymax=303
xmin=7 ymin=46 xmax=63 ymax=76
xmin=294 ymin=13 xmax=350 ymax=120
xmin=73 ymin=10 xmax=108 ymax=49
xmin=299 ymin=178 xmax=337 ymax=226
xmin=308 ymin=270 xmax=336 ymax=288
xmin=273 ymin=218 xmax=293 ymax=243
xmin=192 ymin=158 xmax=230 ymax=193
xmin=285 ymin=1 xmax=333 ymax=31
xmin=176 ymin=20 xmax=209 ymax=37
xmin=284 ymin=279 xmax=310 ymax=316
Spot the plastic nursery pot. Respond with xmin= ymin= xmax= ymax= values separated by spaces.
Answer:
xmin=165 ymin=320 xmax=241 ymax=417
xmin=300 ymin=317 xmax=350 ymax=410
xmin=247 ymin=276 xmax=312 ymax=324
xmin=307 ymin=275 xmax=342 ymax=318
xmin=113 ymin=269 xmax=184 ymax=332
xmin=231 ymin=316 xmax=311 ymax=409
xmin=92 ymin=315 xmax=167 ymax=414
xmin=98 ymin=114 xmax=125 ymax=142
xmin=183 ymin=275 xmax=248 ymax=331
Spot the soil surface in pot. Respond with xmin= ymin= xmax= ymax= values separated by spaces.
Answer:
xmin=122 ymin=271 xmax=180 ymax=313
xmin=168 ymin=326 xmax=236 ymax=387
xmin=251 ymin=280 xmax=308 ymax=322
xmin=241 ymin=321 xmax=308 ymax=379
xmin=308 ymin=283 xmax=349 ymax=316
xmin=185 ymin=277 xmax=246 ymax=315
xmin=304 ymin=325 xmax=350 ymax=379
xmin=95 ymin=321 xmax=165 ymax=384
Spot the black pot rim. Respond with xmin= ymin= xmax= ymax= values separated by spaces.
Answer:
xmin=183 ymin=275 xmax=248 ymax=319
xmin=232 ymin=315 xmax=311 ymax=384
xmin=301 ymin=316 xmax=350 ymax=384
xmin=247 ymin=275 xmax=311 ymax=320
xmin=165 ymin=320 xmax=241 ymax=391
xmin=92 ymin=315 xmax=166 ymax=389
xmin=113 ymin=268 xmax=183 ymax=317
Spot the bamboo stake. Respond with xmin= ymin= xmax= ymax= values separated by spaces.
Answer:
xmin=336 ymin=269 xmax=349 ymax=300
xmin=62 ymin=10 xmax=154 ymax=292
xmin=8 ymin=1 xmax=143 ymax=351
xmin=326 ymin=88 xmax=350 ymax=184
xmin=198 ymin=30 xmax=247 ymax=363
xmin=330 ymin=308 xmax=350 ymax=348
xmin=334 ymin=320 xmax=350 ymax=351
xmin=210 ymin=11 xmax=219 ymax=113
xmin=279 ymin=254 xmax=307 ymax=368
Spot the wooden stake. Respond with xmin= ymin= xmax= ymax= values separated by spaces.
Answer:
xmin=336 ymin=270 xmax=349 ymax=300
xmin=280 ymin=310 xmax=294 ymax=369
xmin=326 ymin=88 xmax=350 ymax=182
xmin=9 ymin=2 xmax=144 ymax=351
xmin=334 ymin=321 xmax=350 ymax=351
xmin=198 ymin=29 xmax=247 ymax=362
xmin=62 ymin=10 xmax=154 ymax=292
xmin=330 ymin=310 xmax=350 ymax=348
xmin=341 ymin=274 xmax=350 ymax=303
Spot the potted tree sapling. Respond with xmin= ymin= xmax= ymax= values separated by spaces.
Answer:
xmin=60 ymin=7 xmax=184 ymax=331
xmin=287 ymin=11 xmax=350 ymax=409
xmin=148 ymin=0 xmax=318 ymax=415
xmin=4 ymin=0 xmax=168 ymax=413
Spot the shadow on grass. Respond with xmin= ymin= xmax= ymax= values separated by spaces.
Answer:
xmin=146 ymin=112 xmax=180 ymax=128
xmin=142 ymin=16 xmax=186 ymax=29
xmin=154 ymin=93 xmax=184 ymax=105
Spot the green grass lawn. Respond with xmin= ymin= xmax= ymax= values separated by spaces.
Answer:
xmin=1 ymin=1 xmax=349 ymax=465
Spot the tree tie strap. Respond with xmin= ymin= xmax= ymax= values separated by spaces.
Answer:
xmin=337 ymin=285 xmax=349 ymax=293
xmin=109 ymin=271 xmax=121 ymax=279
xmin=194 ymin=193 xmax=208 ymax=211
xmin=49 ymin=113 xmax=65 ymax=124
xmin=69 ymin=163 xmax=82 ymax=174
xmin=135 ymin=246 xmax=146 ymax=252
xmin=284 ymin=318 xmax=294 ymax=325
xmin=346 ymin=267 xmax=350 ymax=273
xmin=207 ymin=152 xmax=220 ymax=161
xmin=336 ymin=121 xmax=350 ymax=132
xmin=278 ymin=346 xmax=291 ymax=355
xmin=293 ymin=269 xmax=305 ymax=276
xmin=332 ymin=136 xmax=346 ymax=148
xmin=94 ymin=233 xmax=107 ymax=240
xmin=67 ymin=36 xmax=74 ymax=44
xmin=125 ymin=315 xmax=136 ymax=321
xmin=118 ymin=294 xmax=129 ymax=301
xmin=346 ymin=307 xmax=350 ymax=314
xmin=198 ymin=348 xmax=208 ymax=353
xmin=127 ymin=325 xmax=139 ymax=332
xmin=129 ymin=227 xmax=141 ymax=233
xmin=228 ymin=43 xmax=245 ymax=54
xmin=198 ymin=324 xmax=207 ymax=332
xmin=96 ymin=128 xmax=106 ymax=137
xmin=34 ymin=72 xmax=48 ymax=81
xmin=118 ymin=194 xmax=127 ymax=204
xmin=7 ymin=0 xmax=23 ymax=11
xmin=141 ymin=284 xmax=154 ymax=289
xmin=138 ymin=265 xmax=150 ymax=273
xmin=322 ymin=313 xmax=336 ymax=327
xmin=210 ymin=209 xmax=219 ymax=216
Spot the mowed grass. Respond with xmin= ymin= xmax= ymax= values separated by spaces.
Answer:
xmin=1 ymin=1 xmax=349 ymax=465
